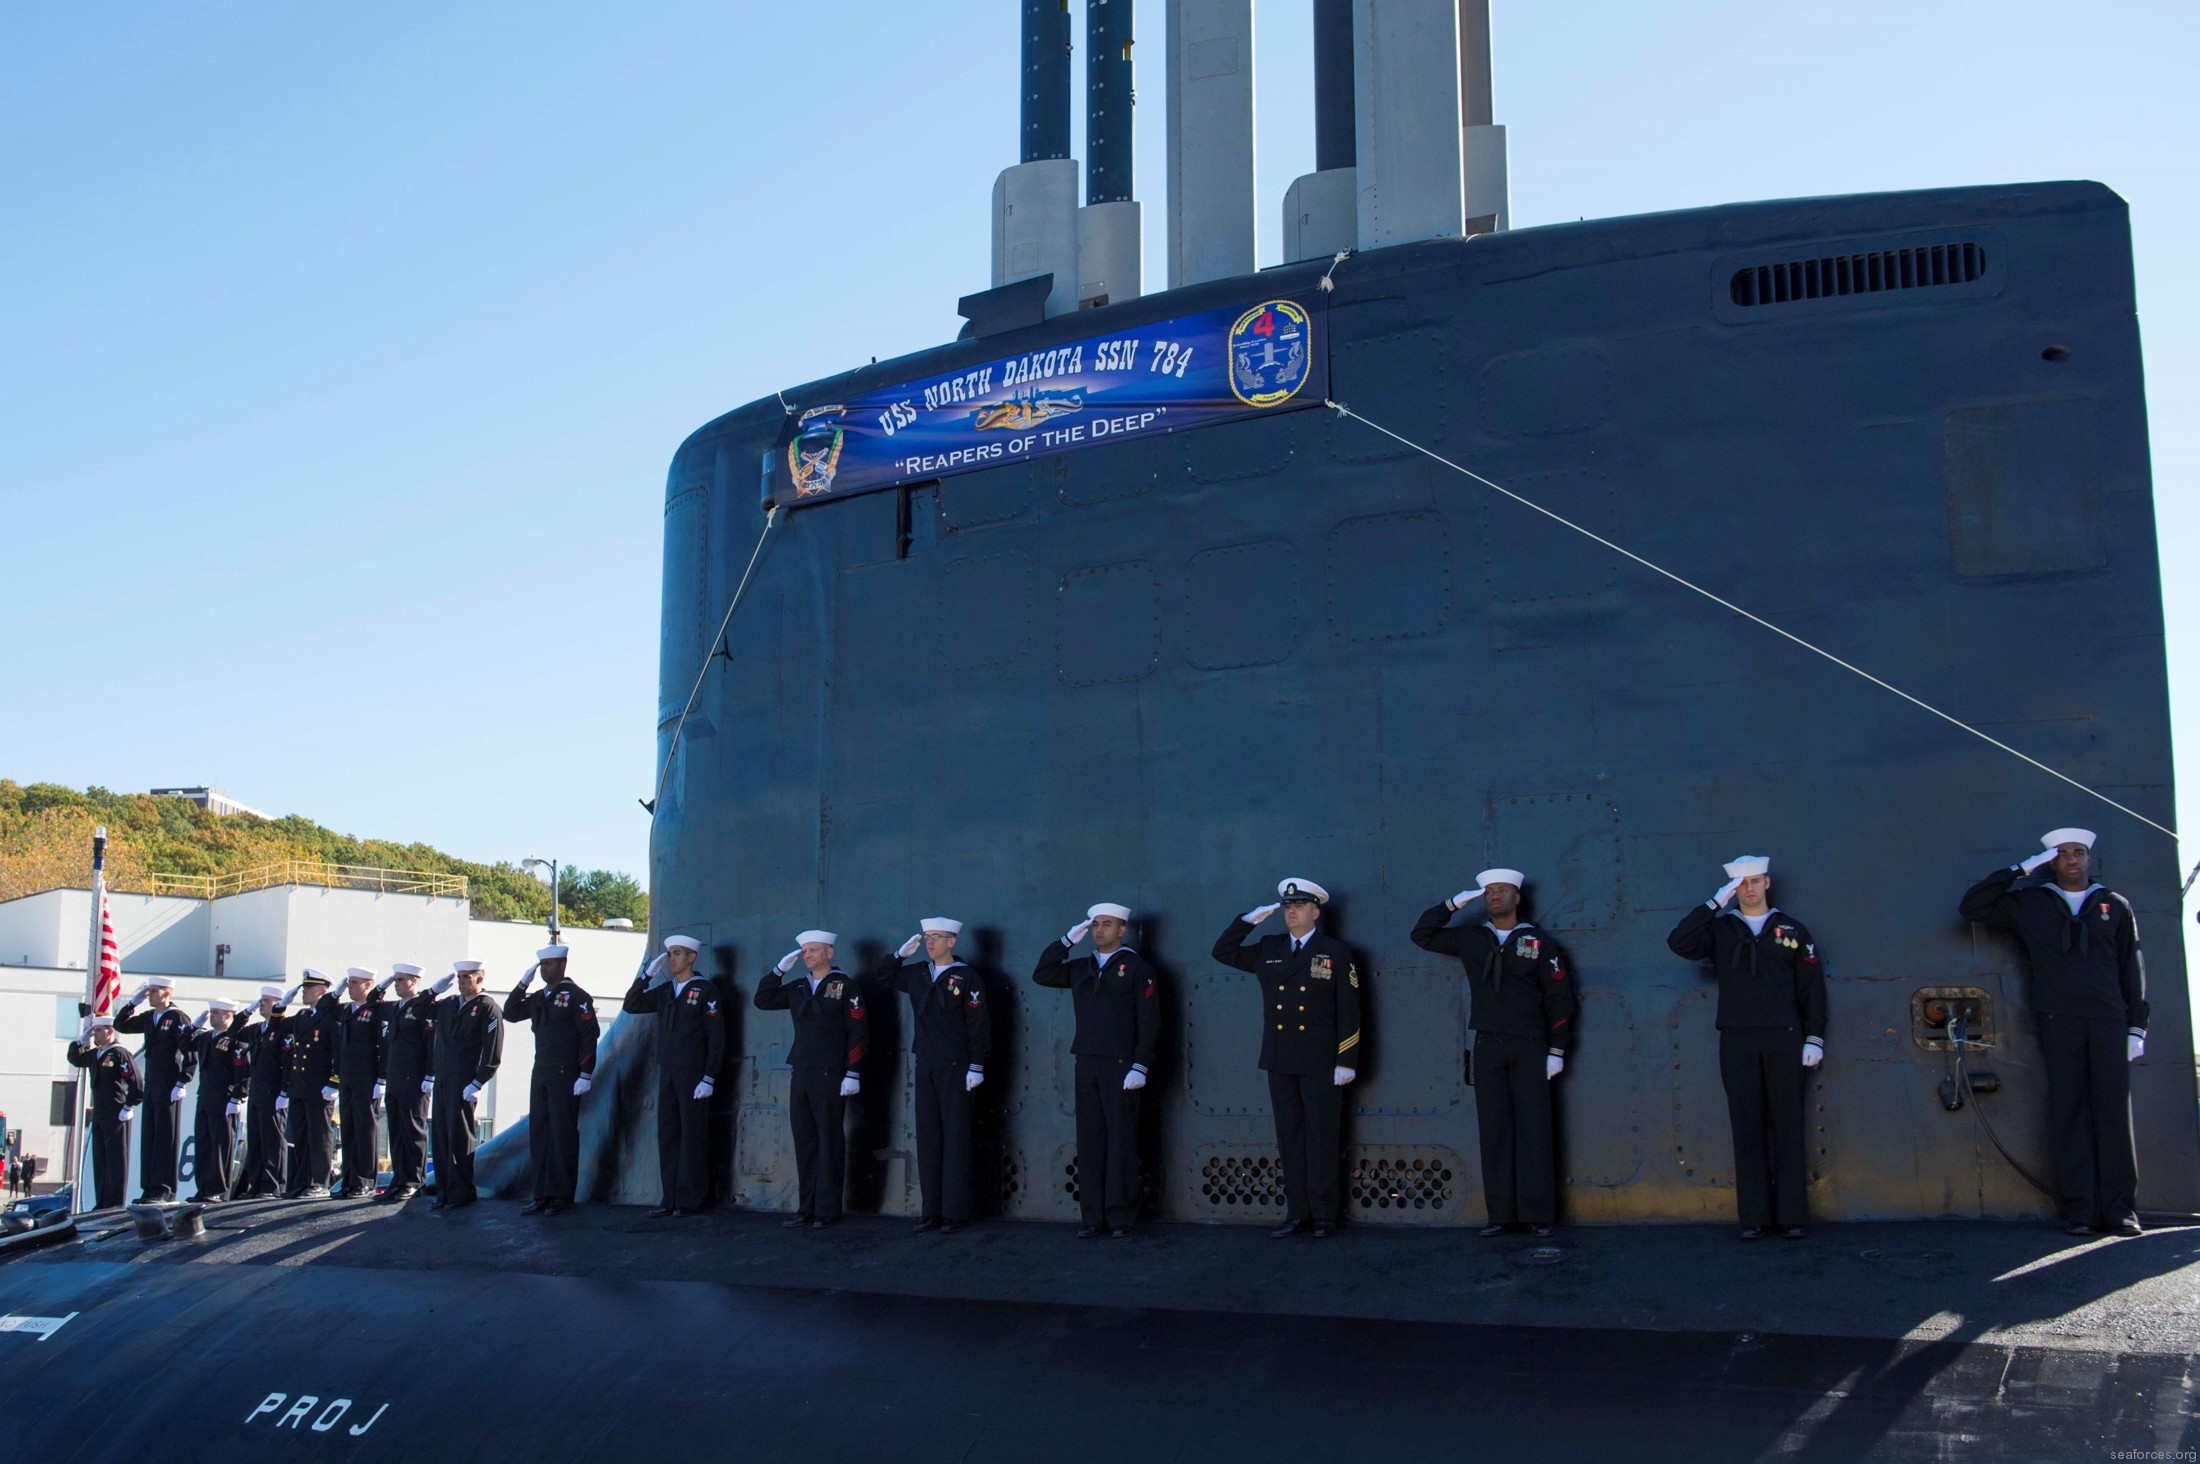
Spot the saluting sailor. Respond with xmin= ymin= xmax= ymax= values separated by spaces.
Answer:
xmin=379 ymin=964 xmax=435 ymax=1201
xmin=878 ymin=917 xmax=992 ymax=1234
xmin=1033 ymin=902 xmax=1161 ymax=1238
xmin=1666 ymin=856 xmax=1828 ymax=1240
xmin=508 ymin=944 xmax=600 ymax=1216
xmin=1959 ymin=828 xmax=2149 ymax=1237
xmin=429 ymin=962 xmax=502 ymax=1210
xmin=335 ymin=967 xmax=395 ymax=1197
xmin=624 ymin=934 xmax=725 ymax=1217
xmin=1212 ymin=879 xmax=1363 ymax=1239
xmin=281 ymin=969 xmax=343 ymax=1198
xmin=113 ymin=974 xmax=197 ymax=1203
xmin=237 ymin=984 xmax=291 ymax=1198
xmin=186 ymin=998 xmax=253 ymax=1203
xmin=1411 ymin=868 xmax=1580 ymax=1237
xmin=66 ymin=1014 xmax=144 ymax=1210
xmin=753 ymin=931 xmax=867 ymax=1229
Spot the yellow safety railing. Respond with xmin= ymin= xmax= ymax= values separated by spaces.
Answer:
xmin=148 ymin=861 xmax=468 ymax=901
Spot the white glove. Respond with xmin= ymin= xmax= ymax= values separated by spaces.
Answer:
xmin=838 ymin=1075 xmax=860 ymax=1098
xmin=965 ymin=1066 xmax=983 ymax=1092
xmin=372 ymin=1080 xmax=386 ymax=1101
xmin=462 ymin=1081 xmax=480 ymax=1103
xmin=1065 ymin=919 xmax=1093 ymax=946
xmin=275 ymin=1095 xmax=290 ymax=1112
xmin=129 ymin=983 xmax=150 ymax=1004
xmin=1333 ymin=1066 xmax=1356 ymax=1086
xmin=896 ymin=934 xmax=924 ymax=960
xmin=1802 ymin=1039 xmax=1825 ymax=1069
xmin=1244 ymin=902 xmax=1282 ymax=924
xmin=429 ymin=974 xmax=455 ymax=995
xmin=573 ymin=1075 xmax=592 ymax=1096
xmin=1545 ymin=1054 xmax=1564 ymax=1080
xmin=644 ymin=953 xmax=668 ymax=979
xmin=225 ymin=1099 xmax=242 ymax=1117
xmin=122 ymin=1106 xmax=138 ymax=1123
xmin=422 ymin=1077 xmax=434 ymax=1096
xmin=775 ymin=950 xmax=801 ymax=975
xmin=1122 ymin=1067 xmax=1147 ymax=1091
xmin=2128 ymin=1034 xmax=2145 ymax=1063
xmin=2020 ymin=849 xmax=2057 ymax=875
xmin=692 ymin=1078 xmax=714 ymax=1101
xmin=516 ymin=963 xmax=539 ymax=988
xmin=1448 ymin=889 xmax=1478 ymax=911
xmin=318 ymin=1085 xmax=336 ymax=1103
xmin=1713 ymin=878 xmax=1742 ymax=908
xmin=169 ymin=1084 xmax=187 ymax=1103
xmin=282 ymin=983 xmax=303 ymax=1004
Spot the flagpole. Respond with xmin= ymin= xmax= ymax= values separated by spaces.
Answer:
xmin=65 ymin=827 xmax=106 ymax=1203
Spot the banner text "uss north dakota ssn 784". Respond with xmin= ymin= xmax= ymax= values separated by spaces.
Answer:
xmin=769 ymin=295 xmax=1327 ymax=508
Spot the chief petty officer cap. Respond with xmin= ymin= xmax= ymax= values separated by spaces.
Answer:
xmin=346 ymin=966 xmax=377 ymax=981
xmin=300 ymin=968 xmax=332 ymax=987
xmin=663 ymin=935 xmax=702 ymax=953
xmin=390 ymin=962 xmax=423 ymax=977
xmin=145 ymin=974 xmax=175 ymax=988
xmin=1087 ymin=902 xmax=1131 ymax=922
xmin=206 ymin=997 xmax=238 ymax=1013
xmin=1277 ymin=878 xmax=1329 ymax=905
xmin=920 ymin=918 xmax=962 ymax=934
xmin=2042 ymin=827 xmax=2097 ymax=851
xmin=1477 ymin=868 xmax=1526 ymax=890
xmin=259 ymin=983 xmax=286 ymax=1000
xmin=796 ymin=930 xmax=838 ymax=947
xmin=537 ymin=945 xmax=569 ymax=960
xmin=1722 ymin=855 xmax=1771 ymax=880
xmin=452 ymin=960 xmax=483 ymax=974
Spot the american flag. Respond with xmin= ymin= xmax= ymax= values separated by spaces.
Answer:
xmin=92 ymin=882 xmax=121 ymax=1015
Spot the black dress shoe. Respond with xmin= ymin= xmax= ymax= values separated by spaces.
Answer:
xmin=543 ymin=1201 xmax=570 ymax=1216
xmin=668 ymin=1208 xmax=694 ymax=1218
xmin=1311 ymin=1222 xmax=1336 ymax=1239
xmin=782 ymin=1215 xmax=814 ymax=1229
xmin=1479 ymin=1224 xmax=1511 ymax=1238
xmin=2114 ymin=1215 xmax=2144 ymax=1237
xmin=1270 ymin=1220 xmax=1309 ymax=1239
xmin=646 ymin=1206 xmax=677 ymax=1219
xmin=1739 ymin=1227 xmax=1766 ymax=1241
xmin=430 ymin=1200 xmax=448 ymax=1211
xmin=444 ymin=1195 xmax=475 ymax=1209
xmin=1075 ymin=1226 xmax=1102 ymax=1239
xmin=520 ymin=1200 xmax=550 ymax=1215
xmin=940 ymin=1220 xmax=968 ymax=1235
xmin=2065 ymin=1222 xmax=2095 ymax=1237
xmin=1779 ymin=1226 xmax=1807 ymax=1240
xmin=1109 ymin=1227 xmax=1135 ymax=1239
xmin=301 ymin=1185 xmax=331 ymax=1199
xmin=912 ymin=1218 xmax=940 ymax=1235
xmin=1530 ymin=1224 xmax=1555 ymax=1238
xmin=810 ymin=1217 xmax=837 ymax=1229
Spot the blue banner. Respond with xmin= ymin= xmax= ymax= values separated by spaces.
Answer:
xmin=770 ymin=293 xmax=1326 ymax=506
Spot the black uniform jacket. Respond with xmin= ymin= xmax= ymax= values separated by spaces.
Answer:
xmin=1958 ymin=867 xmax=2148 ymax=1031
xmin=753 ymin=968 xmax=868 ymax=1077
xmin=1032 ymin=940 xmax=1161 ymax=1070
xmin=1409 ymin=904 xmax=1580 ymax=1053
xmin=1211 ymin=919 xmax=1364 ymax=1076
xmin=508 ymin=978 xmax=600 ymax=1076
xmin=431 ymin=993 xmax=504 ymax=1088
xmin=192 ymin=1025 xmax=252 ymax=1105
xmin=114 ymin=1000 xmax=197 ymax=1093
xmin=877 ymin=957 xmax=992 ymax=1072
xmin=241 ymin=1013 xmax=287 ymax=1100
xmin=622 ymin=974 xmax=726 ymax=1083
xmin=282 ymin=993 xmax=344 ymax=1093
xmin=383 ymin=993 xmax=438 ymax=1082
xmin=68 ymin=1040 xmax=145 ymax=1117
xmin=338 ymin=998 xmax=394 ymax=1086
xmin=1666 ymin=904 xmax=1828 ymax=1037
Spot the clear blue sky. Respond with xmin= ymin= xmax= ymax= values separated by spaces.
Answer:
xmin=4 ymin=2 xmax=2195 ymax=915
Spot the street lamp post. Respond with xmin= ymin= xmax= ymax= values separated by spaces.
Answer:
xmin=522 ymin=858 xmax=561 ymax=941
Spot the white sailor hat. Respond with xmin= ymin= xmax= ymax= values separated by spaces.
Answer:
xmin=300 ymin=968 xmax=331 ymax=986
xmin=1087 ymin=903 xmax=1131 ymax=922
xmin=920 ymin=918 xmax=963 ymax=935
xmin=796 ymin=930 xmax=838 ymax=947
xmin=1476 ymin=868 xmax=1526 ymax=891
xmin=259 ymin=983 xmax=285 ymax=1000
xmin=145 ymin=974 xmax=174 ymax=989
xmin=207 ymin=998 xmax=238 ymax=1013
xmin=452 ymin=960 xmax=483 ymax=974
xmin=663 ymin=935 xmax=702 ymax=953
xmin=89 ymin=1014 xmax=115 ymax=1029
xmin=1277 ymin=878 xmax=1329 ymax=905
xmin=390 ymin=962 xmax=423 ymax=977
xmin=346 ymin=966 xmax=377 ymax=981
xmin=1723 ymin=855 xmax=1771 ymax=880
xmin=537 ymin=945 xmax=570 ymax=960
xmin=2041 ymin=828 xmax=2096 ymax=851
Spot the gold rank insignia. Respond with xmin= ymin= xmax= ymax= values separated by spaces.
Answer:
xmin=1348 ymin=965 xmax=1359 ymax=988
xmin=1311 ymin=955 xmax=1333 ymax=980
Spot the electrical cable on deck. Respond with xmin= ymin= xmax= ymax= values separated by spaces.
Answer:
xmin=1323 ymin=399 xmax=2181 ymax=850
xmin=645 ymin=503 xmax=781 ymax=815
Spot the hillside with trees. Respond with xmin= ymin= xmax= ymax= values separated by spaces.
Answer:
xmin=0 ymin=781 xmax=647 ymax=927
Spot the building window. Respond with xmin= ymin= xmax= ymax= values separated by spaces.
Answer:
xmin=53 ymin=996 xmax=79 ymax=1039
xmin=50 ymin=1081 xmax=76 ymax=1128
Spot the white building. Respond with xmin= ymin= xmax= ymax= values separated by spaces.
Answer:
xmin=0 ymin=877 xmax=644 ymax=1188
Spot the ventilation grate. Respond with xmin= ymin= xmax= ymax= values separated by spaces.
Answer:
xmin=1729 ymin=241 xmax=1987 ymax=309
xmin=1199 ymin=1153 xmax=1288 ymax=1209
xmin=1348 ymin=1152 xmax=1457 ymax=1213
